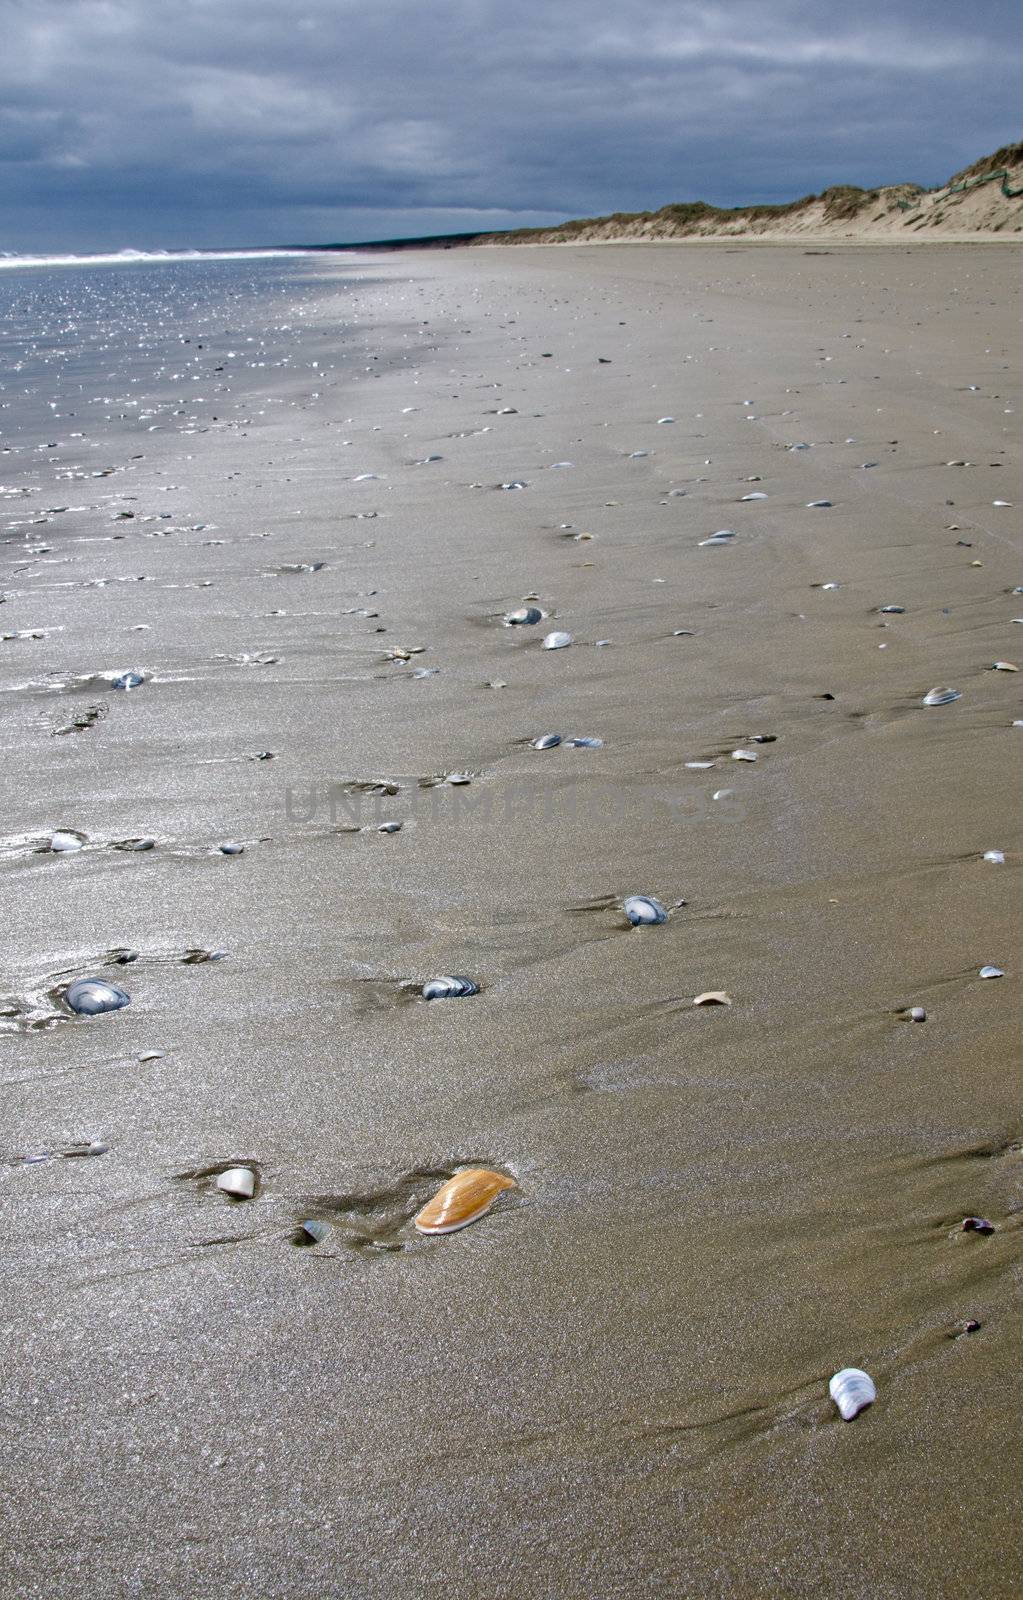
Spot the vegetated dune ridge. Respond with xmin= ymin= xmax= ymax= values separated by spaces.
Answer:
xmin=473 ymin=142 xmax=1023 ymax=246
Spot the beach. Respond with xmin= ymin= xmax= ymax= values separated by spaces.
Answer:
xmin=2 ymin=241 xmax=1021 ymax=1598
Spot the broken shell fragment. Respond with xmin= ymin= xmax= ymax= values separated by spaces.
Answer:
xmin=731 ymin=748 xmax=758 ymax=762
xmin=694 ymin=991 xmax=732 ymax=1007
xmin=829 ymin=1367 xmax=876 ymax=1421
xmin=65 ymin=977 xmax=130 ymax=1016
xmin=923 ymin=687 xmax=961 ymax=706
xmin=422 ymin=976 xmax=479 ymax=1001
xmin=216 ymin=1166 xmax=256 ymax=1199
xmin=414 ymin=1168 xmax=517 ymax=1235
xmin=295 ymin=1218 xmax=331 ymax=1245
xmin=542 ymin=631 xmax=573 ymax=650
xmin=623 ymin=895 xmax=667 ymax=926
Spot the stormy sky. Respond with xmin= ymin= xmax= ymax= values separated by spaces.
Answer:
xmin=1 ymin=0 xmax=1019 ymax=251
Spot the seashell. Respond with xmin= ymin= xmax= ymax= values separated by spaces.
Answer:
xmin=531 ymin=733 xmax=562 ymax=750
xmin=879 ymin=604 xmax=905 ymax=614
xmin=216 ymin=1166 xmax=255 ymax=1199
xmin=979 ymin=965 xmax=1004 ymax=979
xmin=731 ymin=748 xmax=758 ymax=762
xmin=414 ymin=1168 xmax=517 ymax=1235
xmin=907 ymin=1005 xmax=927 ymax=1022
xmin=50 ymin=830 xmax=85 ymax=853
xmin=712 ymin=788 xmax=734 ymax=800
xmin=497 ymin=480 xmax=528 ymax=490
xmin=296 ymin=1218 xmax=331 ymax=1245
xmin=685 ymin=760 xmax=715 ymax=769
xmin=568 ymin=736 xmax=603 ymax=748
xmin=699 ymin=529 xmax=736 ymax=546
xmin=219 ymin=842 xmax=244 ymax=855
xmin=992 ymin=500 xmax=1012 ymax=507
xmin=990 ymin=661 xmax=1018 ymax=672
xmin=983 ymin=849 xmax=1005 ymax=864
xmin=504 ymin=606 xmax=543 ymax=626
xmin=961 ymin=1216 xmax=994 ymax=1234
xmin=111 ymin=671 xmax=144 ymax=690
xmin=551 ymin=461 xmax=574 ymax=469
xmin=445 ymin=773 xmax=472 ymax=786
xmin=923 ymin=687 xmax=961 ymax=706
xmin=65 ymin=977 xmax=130 ymax=1016
xmin=623 ymin=894 xmax=667 ymax=926
xmin=542 ymin=631 xmax=573 ymax=650
xmin=829 ymin=1367 xmax=876 ymax=1421
xmin=806 ymin=500 xmax=833 ymax=507
xmin=656 ymin=416 xmax=675 ymax=424
xmin=377 ymin=820 xmax=402 ymax=834
xmin=694 ymin=991 xmax=732 ymax=1006
xmin=422 ymin=976 xmax=479 ymax=1001
xmin=740 ymin=491 xmax=767 ymax=500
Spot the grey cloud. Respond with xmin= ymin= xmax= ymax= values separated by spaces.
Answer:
xmin=0 ymin=0 xmax=1019 ymax=249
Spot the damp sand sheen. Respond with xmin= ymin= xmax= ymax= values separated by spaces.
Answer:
xmin=1 ymin=243 xmax=1021 ymax=1598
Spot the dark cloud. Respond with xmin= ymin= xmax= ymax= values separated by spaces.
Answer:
xmin=1 ymin=0 xmax=1019 ymax=249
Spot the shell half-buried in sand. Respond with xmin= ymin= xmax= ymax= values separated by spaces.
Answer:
xmin=414 ymin=1168 xmax=517 ymax=1235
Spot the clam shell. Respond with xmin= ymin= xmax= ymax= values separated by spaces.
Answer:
xmin=829 ymin=1367 xmax=876 ymax=1421
xmin=699 ymin=530 xmax=736 ymax=546
xmin=979 ymin=965 xmax=1004 ymax=979
xmin=50 ymin=830 xmax=85 ymax=852
xmin=216 ymin=1166 xmax=255 ymax=1199
xmin=983 ymin=849 xmax=1005 ymax=864
xmin=297 ymin=1218 xmax=331 ymax=1244
xmin=623 ymin=894 xmax=667 ymax=926
xmin=740 ymin=491 xmax=768 ymax=500
xmin=531 ymin=733 xmax=562 ymax=750
xmin=505 ymin=606 xmax=543 ymax=626
xmin=568 ymin=736 xmax=603 ymax=748
xmin=542 ymin=631 xmax=573 ymax=650
xmin=908 ymin=1005 xmax=927 ymax=1022
xmin=879 ymin=604 xmax=905 ymax=614
xmin=923 ymin=687 xmax=961 ymax=706
xmin=413 ymin=1168 xmax=516 ymax=1235
xmin=991 ymin=661 xmax=1018 ymax=672
xmin=731 ymin=748 xmax=758 ymax=762
xmin=694 ymin=991 xmax=732 ymax=1006
xmin=806 ymin=500 xmax=833 ymax=508
xmin=110 ymin=671 xmax=144 ymax=690
xmin=65 ymin=977 xmax=130 ymax=1016
xmin=219 ymin=842 xmax=245 ymax=855
xmin=422 ymin=976 xmax=479 ymax=1001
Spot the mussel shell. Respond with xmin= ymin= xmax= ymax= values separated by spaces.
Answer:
xmin=623 ymin=895 xmax=667 ymax=926
xmin=296 ymin=1218 xmax=331 ymax=1245
xmin=531 ymin=733 xmax=562 ymax=749
xmin=219 ymin=842 xmax=245 ymax=855
xmin=422 ymin=976 xmax=479 ymax=1001
xmin=65 ymin=977 xmax=131 ymax=1016
xmin=923 ymin=687 xmax=961 ymax=706
xmin=829 ymin=1367 xmax=876 ymax=1421
xmin=413 ymin=1168 xmax=516 ymax=1235
xmin=505 ymin=606 xmax=543 ymax=626
xmin=542 ymin=631 xmax=573 ymax=650
xmin=111 ymin=671 xmax=144 ymax=690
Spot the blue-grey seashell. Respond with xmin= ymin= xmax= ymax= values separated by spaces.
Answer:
xmin=979 ymin=964 xmax=1004 ymax=979
xmin=111 ymin=671 xmax=144 ymax=690
xmin=531 ymin=733 xmax=562 ymax=749
xmin=66 ymin=977 xmax=131 ymax=1016
xmin=377 ymin=820 xmax=402 ymax=834
xmin=699 ymin=530 xmax=736 ymax=546
xmin=923 ymin=687 xmax=961 ymax=706
xmin=297 ymin=1218 xmax=331 ymax=1245
xmin=505 ymin=606 xmax=543 ymax=626
xmin=422 ymin=976 xmax=479 ymax=1000
xmin=568 ymin=736 xmax=603 ymax=748
xmin=623 ymin=895 xmax=667 ymax=926
xmin=542 ymin=631 xmax=573 ymax=650
xmin=219 ymin=842 xmax=245 ymax=855
xmin=879 ymin=605 xmax=905 ymax=614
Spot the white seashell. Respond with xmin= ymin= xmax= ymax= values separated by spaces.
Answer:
xmin=992 ymin=500 xmax=1012 ymax=507
xmin=445 ymin=773 xmax=472 ymax=785
xmin=656 ymin=416 xmax=675 ymax=424
xmin=829 ymin=1367 xmax=876 ymax=1421
xmin=879 ymin=605 xmax=905 ymax=614
xmin=983 ymin=849 xmax=1005 ymax=864
xmin=908 ymin=1005 xmax=927 ymax=1022
xmin=216 ymin=1166 xmax=255 ymax=1199
xmin=693 ymin=991 xmax=732 ymax=1006
xmin=568 ymin=736 xmax=603 ymax=748
xmin=740 ymin=491 xmax=768 ymax=500
xmin=731 ymin=748 xmax=758 ymax=762
xmin=923 ymin=687 xmax=961 ymax=706
xmin=979 ymin=965 xmax=1004 ymax=979
xmin=806 ymin=500 xmax=833 ymax=507
xmin=623 ymin=894 xmax=667 ymax=925
xmin=699 ymin=529 xmax=736 ymax=546
xmin=685 ymin=760 xmax=716 ymax=769
xmin=542 ymin=631 xmax=573 ymax=650
xmin=991 ymin=661 xmax=1018 ymax=672
xmin=50 ymin=830 xmax=85 ymax=852
xmin=531 ymin=733 xmax=562 ymax=750
xmin=712 ymin=788 xmax=734 ymax=800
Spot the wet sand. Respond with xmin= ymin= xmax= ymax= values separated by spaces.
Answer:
xmin=2 ymin=244 xmax=1022 ymax=1597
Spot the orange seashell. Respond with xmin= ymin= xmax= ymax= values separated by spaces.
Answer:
xmin=414 ymin=1168 xmax=517 ymax=1235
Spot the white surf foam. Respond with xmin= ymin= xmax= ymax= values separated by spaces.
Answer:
xmin=0 ymin=247 xmax=327 ymax=271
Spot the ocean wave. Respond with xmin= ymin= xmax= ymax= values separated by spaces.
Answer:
xmin=0 ymin=247 xmax=323 ymax=270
